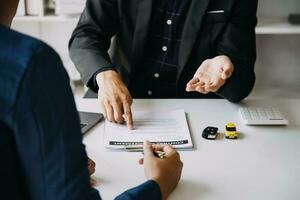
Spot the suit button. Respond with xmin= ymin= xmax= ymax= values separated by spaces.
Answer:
xmin=166 ymin=19 xmax=172 ymax=25
xmin=148 ymin=90 xmax=152 ymax=96
xmin=162 ymin=46 xmax=167 ymax=52
xmin=154 ymin=73 xmax=160 ymax=78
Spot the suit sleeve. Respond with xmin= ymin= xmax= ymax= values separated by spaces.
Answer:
xmin=14 ymin=43 xmax=160 ymax=200
xmin=216 ymin=0 xmax=258 ymax=102
xmin=69 ymin=0 xmax=119 ymax=93
xmin=115 ymin=180 xmax=161 ymax=200
xmin=14 ymin=43 xmax=101 ymax=200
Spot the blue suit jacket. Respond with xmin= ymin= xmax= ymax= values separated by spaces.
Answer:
xmin=0 ymin=25 xmax=160 ymax=200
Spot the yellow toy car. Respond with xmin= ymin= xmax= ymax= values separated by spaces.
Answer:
xmin=225 ymin=123 xmax=238 ymax=139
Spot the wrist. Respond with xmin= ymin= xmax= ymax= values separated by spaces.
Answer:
xmin=96 ymin=70 xmax=117 ymax=81
xmin=96 ymin=69 xmax=117 ymax=80
xmin=151 ymin=178 xmax=170 ymax=200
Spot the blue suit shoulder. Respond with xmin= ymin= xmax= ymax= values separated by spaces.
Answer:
xmin=0 ymin=25 xmax=59 ymax=121
xmin=0 ymin=25 xmax=53 ymax=66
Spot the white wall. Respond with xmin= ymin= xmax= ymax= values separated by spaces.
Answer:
xmin=257 ymin=0 xmax=300 ymax=19
xmin=252 ymin=0 xmax=300 ymax=98
xmin=253 ymin=35 xmax=300 ymax=98
xmin=12 ymin=20 xmax=80 ymax=80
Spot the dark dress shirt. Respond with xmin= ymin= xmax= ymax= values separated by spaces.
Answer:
xmin=131 ymin=0 xmax=191 ymax=98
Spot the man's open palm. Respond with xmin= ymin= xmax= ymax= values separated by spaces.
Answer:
xmin=186 ymin=55 xmax=234 ymax=94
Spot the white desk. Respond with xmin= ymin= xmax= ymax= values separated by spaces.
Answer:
xmin=76 ymin=99 xmax=300 ymax=200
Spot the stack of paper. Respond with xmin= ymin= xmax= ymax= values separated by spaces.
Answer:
xmin=104 ymin=109 xmax=193 ymax=150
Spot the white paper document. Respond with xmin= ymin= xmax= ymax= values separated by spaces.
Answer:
xmin=104 ymin=109 xmax=193 ymax=150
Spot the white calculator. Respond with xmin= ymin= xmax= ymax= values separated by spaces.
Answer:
xmin=239 ymin=107 xmax=289 ymax=125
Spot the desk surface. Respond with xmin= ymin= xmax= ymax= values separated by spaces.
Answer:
xmin=76 ymin=98 xmax=300 ymax=200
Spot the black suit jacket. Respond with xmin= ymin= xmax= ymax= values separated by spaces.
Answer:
xmin=69 ymin=0 xmax=257 ymax=102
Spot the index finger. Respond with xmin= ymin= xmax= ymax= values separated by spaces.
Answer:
xmin=152 ymin=144 xmax=177 ymax=157
xmin=123 ymin=102 xmax=133 ymax=129
xmin=186 ymin=77 xmax=203 ymax=92
xmin=163 ymin=145 xmax=179 ymax=158
xmin=186 ymin=77 xmax=199 ymax=86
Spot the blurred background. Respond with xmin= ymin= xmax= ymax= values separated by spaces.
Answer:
xmin=12 ymin=0 xmax=300 ymax=99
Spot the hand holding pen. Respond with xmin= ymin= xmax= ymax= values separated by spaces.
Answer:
xmin=138 ymin=141 xmax=183 ymax=200
xmin=124 ymin=144 xmax=166 ymax=159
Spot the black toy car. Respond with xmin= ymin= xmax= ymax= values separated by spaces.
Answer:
xmin=202 ymin=126 xmax=218 ymax=140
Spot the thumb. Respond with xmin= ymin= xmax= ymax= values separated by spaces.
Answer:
xmin=221 ymin=72 xmax=227 ymax=80
xmin=221 ymin=64 xmax=232 ymax=79
xmin=143 ymin=141 xmax=154 ymax=157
